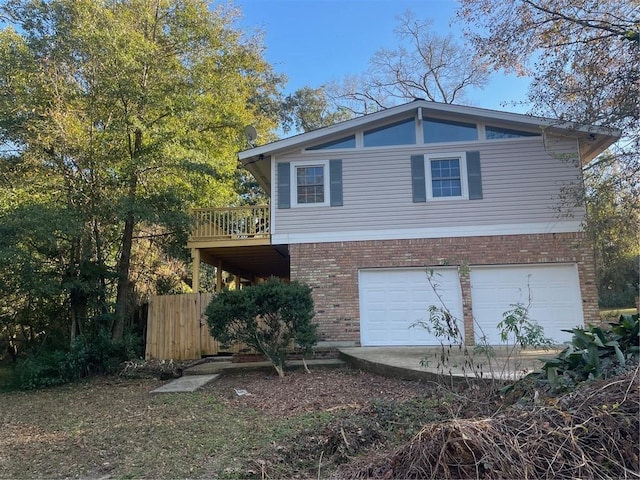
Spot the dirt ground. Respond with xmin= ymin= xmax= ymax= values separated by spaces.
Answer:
xmin=211 ymin=368 xmax=432 ymax=416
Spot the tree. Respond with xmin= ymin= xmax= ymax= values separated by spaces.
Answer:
xmin=330 ymin=10 xmax=491 ymax=114
xmin=583 ymin=161 xmax=639 ymax=307
xmin=458 ymin=0 xmax=639 ymax=181
xmin=281 ymin=86 xmax=352 ymax=134
xmin=206 ymin=278 xmax=318 ymax=377
xmin=0 ymin=0 xmax=283 ymax=352
xmin=458 ymin=0 xmax=639 ymax=307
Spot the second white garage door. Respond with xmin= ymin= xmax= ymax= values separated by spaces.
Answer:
xmin=470 ymin=264 xmax=584 ymax=345
xmin=359 ymin=268 xmax=464 ymax=346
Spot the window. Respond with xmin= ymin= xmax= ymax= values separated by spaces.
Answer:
xmin=425 ymin=153 xmax=468 ymax=200
xmin=307 ymin=135 xmax=355 ymax=150
xmin=364 ymin=118 xmax=415 ymax=147
xmin=486 ymin=126 xmax=540 ymax=140
xmin=278 ymin=160 xmax=343 ymax=209
xmin=423 ymin=117 xmax=477 ymax=143
xmin=296 ymin=165 xmax=325 ymax=204
xmin=430 ymin=158 xmax=461 ymax=197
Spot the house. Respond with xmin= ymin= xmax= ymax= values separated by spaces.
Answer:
xmin=188 ymin=99 xmax=619 ymax=347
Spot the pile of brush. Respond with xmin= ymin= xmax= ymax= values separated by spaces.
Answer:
xmin=342 ymin=366 xmax=639 ymax=479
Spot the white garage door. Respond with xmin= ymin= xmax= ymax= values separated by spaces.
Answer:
xmin=359 ymin=268 xmax=464 ymax=346
xmin=470 ymin=264 xmax=583 ymax=345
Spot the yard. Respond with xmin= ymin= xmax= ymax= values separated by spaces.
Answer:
xmin=0 ymin=368 xmax=450 ymax=479
xmin=1 ymin=361 xmax=638 ymax=479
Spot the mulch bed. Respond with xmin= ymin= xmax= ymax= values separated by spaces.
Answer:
xmin=208 ymin=368 xmax=433 ymax=417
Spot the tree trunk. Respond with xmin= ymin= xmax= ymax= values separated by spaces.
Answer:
xmin=112 ymin=214 xmax=135 ymax=341
xmin=113 ymin=127 xmax=141 ymax=341
xmin=274 ymin=363 xmax=285 ymax=378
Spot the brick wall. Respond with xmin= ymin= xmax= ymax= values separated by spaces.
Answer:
xmin=289 ymin=232 xmax=598 ymax=345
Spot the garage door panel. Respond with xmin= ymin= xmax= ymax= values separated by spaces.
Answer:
xmin=470 ymin=264 xmax=583 ymax=345
xmin=359 ymin=268 xmax=464 ymax=346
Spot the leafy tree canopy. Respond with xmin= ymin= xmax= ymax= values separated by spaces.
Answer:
xmin=0 ymin=0 xmax=284 ymax=351
xmin=458 ymin=0 xmax=639 ymax=179
xmin=458 ymin=0 xmax=639 ymax=306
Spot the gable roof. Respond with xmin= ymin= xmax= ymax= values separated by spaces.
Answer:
xmin=239 ymin=99 xmax=620 ymax=192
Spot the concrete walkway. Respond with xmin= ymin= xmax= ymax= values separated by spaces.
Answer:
xmin=151 ymin=346 xmax=559 ymax=393
xmin=150 ymin=358 xmax=345 ymax=393
xmin=339 ymin=346 xmax=560 ymax=383
xmin=151 ymin=374 xmax=220 ymax=394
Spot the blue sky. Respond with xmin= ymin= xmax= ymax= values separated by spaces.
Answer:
xmin=231 ymin=0 xmax=532 ymax=113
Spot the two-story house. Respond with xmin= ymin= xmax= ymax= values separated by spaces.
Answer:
xmin=188 ymin=99 xmax=619 ymax=347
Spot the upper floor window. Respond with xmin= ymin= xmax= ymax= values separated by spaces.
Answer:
xmin=296 ymin=165 xmax=325 ymax=205
xmin=423 ymin=118 xmax=477 ymax=143
xmin=364 ymin=118 xmax=415 ymax=147
xmin=307 ymin=135 xmax=355 ymax=150
xmin=486 ymin=126 xmax=540 ymax=140
xmin=277 ymin=159 xmax=343 ymax=209
xmin=425 ymin=153 xmax=469 ymax=200
xmin=430 ymin=158 xmax=461 ymax=197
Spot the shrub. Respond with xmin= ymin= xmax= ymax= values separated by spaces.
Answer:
xmin=205 ymin=278 xmax=318 ymax=377
xmin=15 ymin=330 xmax=140 ymax=389
xmin=533 ymin=314 xmax=639 ymax=390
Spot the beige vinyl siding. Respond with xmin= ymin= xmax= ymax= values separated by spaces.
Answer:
xmin=273 ymin=136 xmax=583 ymax=235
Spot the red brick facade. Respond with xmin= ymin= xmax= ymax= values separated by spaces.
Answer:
xmin=289 ymin=232 xmax=598 ymax=345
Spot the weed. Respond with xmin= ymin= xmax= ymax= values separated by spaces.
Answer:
xmin=413 ymin=269 xmax=553 ymax=387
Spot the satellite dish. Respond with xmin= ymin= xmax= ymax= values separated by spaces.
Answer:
xmin=243 ymin=125 xmax=258 ymax=145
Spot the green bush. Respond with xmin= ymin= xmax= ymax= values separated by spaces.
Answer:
xmin=535 ymin=314 xmax=639 ymax=390
xmin=15 ymin=331 xmax=140 ymax=390
xmin=206 ymin=278 xmax=318 ymax=377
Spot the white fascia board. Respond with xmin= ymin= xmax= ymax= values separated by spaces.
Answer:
xmin=272 ymin=220 xmax=583 ymax=245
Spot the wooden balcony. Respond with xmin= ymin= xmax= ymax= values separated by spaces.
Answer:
xmin=189 ymin=205 xmax=270 ymax=248
xmin=187 ymin=205 xmax=289 ymax=292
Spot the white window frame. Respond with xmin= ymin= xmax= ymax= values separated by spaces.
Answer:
xmin=291 ymin=159 xmax=330 ymax=207
xmin=425 ymin=152 xmax=469 ymax=201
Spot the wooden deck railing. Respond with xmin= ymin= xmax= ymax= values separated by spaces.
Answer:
xmin=191 ymin=206 xmax=270 ymax=242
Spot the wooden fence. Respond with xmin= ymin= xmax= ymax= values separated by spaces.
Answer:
xmin=146 ymin=293 xmax=233 ymax=360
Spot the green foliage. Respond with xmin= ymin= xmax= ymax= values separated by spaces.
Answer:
xmin=206 ymin=278 xmax=318 ymax=377
xmin=497 ymin=302 xmax=553 ymax=349
xmin=0 ymin=0 xmax=284 ymax=352
xmin=583 ymin=161 xmax=639 ymax=308
xmin=281 ymin=86 xmax=352 ymax=134
xmin=15 ymin=331 xmax=141 ymax=390
xmin=537 ymin=314 xmax=639 ymax=390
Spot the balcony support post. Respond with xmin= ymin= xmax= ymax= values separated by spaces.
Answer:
xmin=191 ymin=248 xmax=200 ymax=293
xmin=216 ymin=260 xmax=223 ymax=293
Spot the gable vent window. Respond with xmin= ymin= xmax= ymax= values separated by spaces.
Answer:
xmin=486 ymin=126 xmax=540 ymax=139
xmin=423 ymin=117 xmax=478 ymax=143
xmin=307 ymin=135 xmax=355 ymax=150
xmin=364 ymin=118 xmax=415 ymax=147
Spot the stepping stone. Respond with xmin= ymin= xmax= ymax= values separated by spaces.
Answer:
xmin=150 ymin=374 xmax=220 ymax=394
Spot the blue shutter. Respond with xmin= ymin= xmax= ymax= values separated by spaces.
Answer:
xmin=277 ymin=162 xmax=290 ymax=209
xmin=411 ymin=155 xmax=426 ymax=203
xmin=330 ymin=159 xmax=343 ymax=207
xmin=466 ymin=151 xmax=482 ymax=200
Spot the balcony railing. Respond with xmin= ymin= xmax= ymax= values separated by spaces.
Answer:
xmin=190 ymin=206 xmax=270 ymax=242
